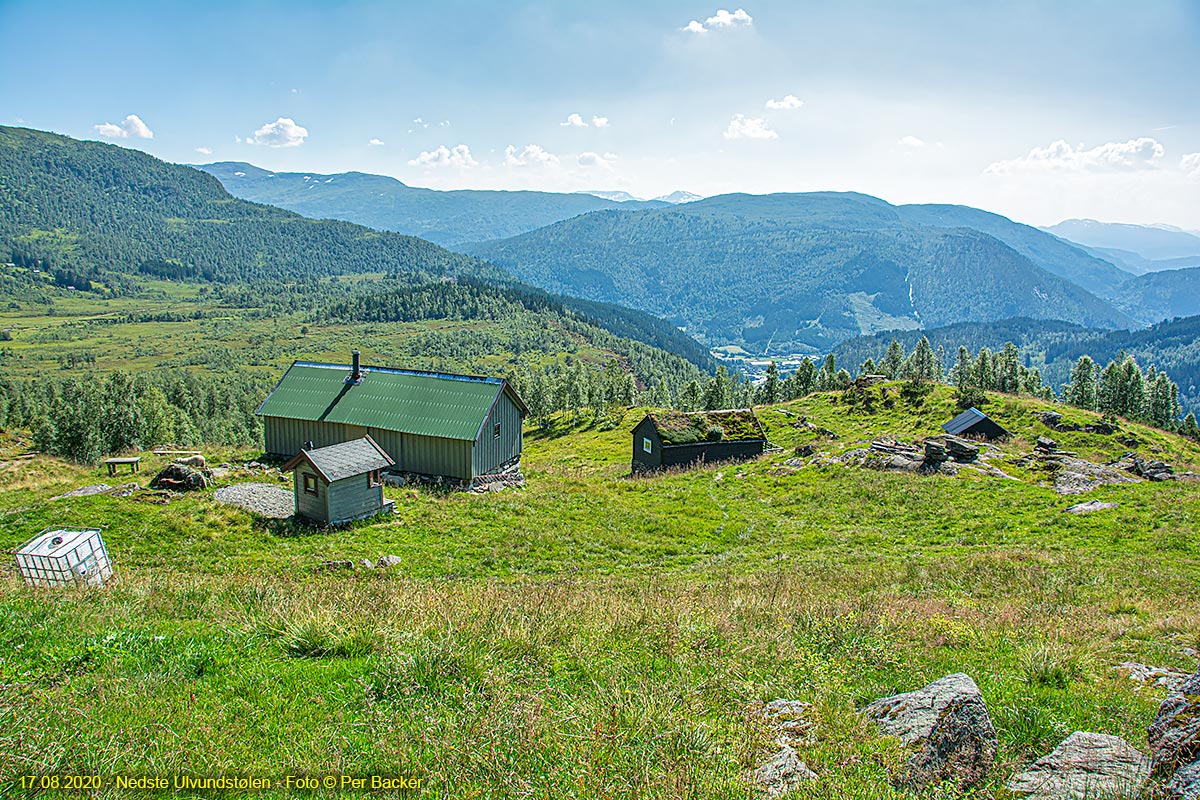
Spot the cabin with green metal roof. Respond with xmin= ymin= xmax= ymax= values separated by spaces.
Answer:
xmin=257 ymin=352 xmax=527 ymax=482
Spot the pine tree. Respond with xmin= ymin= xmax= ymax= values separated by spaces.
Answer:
xmin=792 ymin=358 xmax=818 ymax=398
xmin=759 ymin=360 xmax=782 ymax=405
xmin=858 ymin=357 xmax=877 ymax=377
xmin=1064 ymin=356 xmax=1099 ymax=411
xmin=882 ymin=339 xmax=905 ymax=379
xmin=816 ymin=354 xmax=839 ymax=391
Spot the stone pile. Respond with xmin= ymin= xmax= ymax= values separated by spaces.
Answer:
xmin=1039 ymin=411 xmax=1119 ymax=435
xmin=150 ymin=462 xmax=209 ymax=491
xmin=1110 ymin=452 xmax=1176 ymax=482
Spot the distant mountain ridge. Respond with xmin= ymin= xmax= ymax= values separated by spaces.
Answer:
xmin=465 ymin=191 xmax=1138 ymax=354
xmin=199 ymin=162 xmax=671 ymax=246
xmin=1042 ymin=219 xmax=1200 ymax=273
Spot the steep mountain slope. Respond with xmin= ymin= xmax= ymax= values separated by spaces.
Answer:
xmin=465 ymin=192 xmax=1137 ymax=354
xmin=200 ymin=162 xmax=668 ymax=246
xmin=1043 ymin=219 xmax=1200 ymax=264
xmin=0 ymin=126 xmax=714 ymax=374
xmin=0 ymin=126 xmax=496 ymax=284
xmin=1112 ymin=266 xmax=1200 ymax=322
xmin=897 ymin=204 xmax=1132 ymax=297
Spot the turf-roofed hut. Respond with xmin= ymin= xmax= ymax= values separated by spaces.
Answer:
xmin=941 ymin=407 xmax=1009 ymax=441
xmin=282 ymin=437 xmax=395 ymax=526
xmin=258 ymin=352 xmax=527 ymax=483
xmin=632 ymin=409 xmax=767 ymax=473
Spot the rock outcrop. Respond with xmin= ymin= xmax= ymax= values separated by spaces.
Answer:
xmin=1004 ymin=732 xmax=1150 ymax=799
xmin=150 ymin=462 xmax=209 ymax=491
xmin=863 ymin=673 xmax=996 ymax=789
xmin=750 ymin=744 xmax=817 ymax=797
xmin=1168 ymin=760 xmax=1200 ymax=800
xmin=1150 ymin=670 xmax=1200 ymax=788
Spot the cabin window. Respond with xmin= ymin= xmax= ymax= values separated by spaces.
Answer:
xmin=493 ymin=422 xmax=501 ymax=439
xmin=642 ymin=436 xmax=653 ymax=454
xmin=368 ymin=469 xmax=382 ymax=488
xmin=303 ymin=473 xmax=318 ymax=496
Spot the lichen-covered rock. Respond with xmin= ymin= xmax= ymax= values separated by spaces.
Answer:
xmin=1004 ymin=732 xmax=1150 ymax=799
xmin=761 ymin=699 xmax=814 ymax=743
xmin=1151 ymin=670 xmax=1200 ymax=777
xmin=750 ymin=744 xmax=817 ymax=797
xmin=1169 ymin=760 xmax=1200 ymax=800
xmin=863 ymin=672 xmax=996 ymax=789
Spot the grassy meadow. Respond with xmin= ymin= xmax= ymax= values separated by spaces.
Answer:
xmin=1 ymin=384 xmax=1198 ymax=797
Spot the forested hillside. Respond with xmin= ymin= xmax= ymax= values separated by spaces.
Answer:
xmin=200 ymin=161 xmax=668 ymax=247
xmin=896 ymin=204 xmax=1131 ymax=297
xmin=0 ymin=126 xmax=498 ymax=287
xmin=1111 ymin=267 xmax=1200 ymax=322
xmin=834 ymin=315 xmax=1200 ymax=415
xmin=466 ymin=193 xmax=1136 ymax=354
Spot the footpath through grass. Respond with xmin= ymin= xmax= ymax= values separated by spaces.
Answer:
xmin=0 ymin=387 xmax=1197 ymax=797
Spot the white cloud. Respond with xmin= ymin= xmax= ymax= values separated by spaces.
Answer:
xmin=368 ymin=138 xmax=386 ymax=147
xmin=985 ymin=137 xmax=1165 ymax=175
xmin=248 ymin=117 xmax=308 ymax=147
xmin=407 ymin=144 xmax=477 ymax=168
xmin=683 ymin=8 xmax=751 ymax=33
xmin=592 ymin=116 xmax=610 ymax=128
xmin=505 ymin=144 xmax=560 ymax=167
xmin=195 ymin=146 xmax=213 ymax=156
xmin=898 ymin=135 xmax=926 ymax=148
xmin=765 ymin=95 xmax=804 ymax=110
xmin=707 ymin=8 xmax=752 ymax=27
xmin=560 ymin=113 xmax=587 ymax=127
xmin=413 ymin=117 xmax=428 ymax=128
xmin=1182 ymin=153 xmax=1200 ymax=178
xmin=724 ymin=114 xmax=777 ymax=140
xmin=93 ymin=114 xmax=153 ymax=139
xmin=578 ymin=152 xmax=619 ymax=169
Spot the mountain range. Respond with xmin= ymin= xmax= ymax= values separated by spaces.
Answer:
xmin=465 ymin=192 xmax=1141 ymax=354
xmin=1042 ymin=219 xmax=1200 ymax=274
xmin=198 ymin=162 xmax=677 ymax=247
xmin=0 ymin=126 xmax=713 ymax=374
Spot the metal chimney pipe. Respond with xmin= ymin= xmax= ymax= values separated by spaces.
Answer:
xmin=351 ymin=350 xmax=361 ymax=381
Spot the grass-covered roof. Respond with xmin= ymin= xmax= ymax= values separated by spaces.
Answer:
xmin=647 ymin=409 xmax=765 ymax=445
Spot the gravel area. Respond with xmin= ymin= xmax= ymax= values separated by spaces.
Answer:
xmin=213 ymin=483 xmax=294 ymax=518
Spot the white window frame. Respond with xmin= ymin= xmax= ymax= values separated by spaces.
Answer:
xmin=642 ymin=436 xmax=653 ymax=454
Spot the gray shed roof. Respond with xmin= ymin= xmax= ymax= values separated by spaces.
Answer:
xmin=281 ymin=436 xmax=394 ymax=483
xmin=941 ymin=407 xmax=1009 ymax=437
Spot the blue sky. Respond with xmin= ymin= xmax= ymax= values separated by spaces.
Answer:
xmin=2 ymin=0 xmax=1198 ymax=227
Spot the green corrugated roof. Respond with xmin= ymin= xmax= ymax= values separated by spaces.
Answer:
xmin=257 ymin=363 xmax=512 ymax=441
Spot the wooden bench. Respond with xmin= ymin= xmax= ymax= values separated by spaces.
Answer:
xmin=104 ymin=456 xmax=141 ymax=477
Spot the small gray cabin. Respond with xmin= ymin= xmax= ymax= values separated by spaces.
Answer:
xmin=282 ymin=436 xmax=395 ymax=525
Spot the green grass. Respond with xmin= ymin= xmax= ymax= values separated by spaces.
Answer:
xmin=1 ymin=387 xmax=1197 ymax=797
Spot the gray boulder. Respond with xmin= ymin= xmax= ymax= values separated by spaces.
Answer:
xmin=1004 ymin=732 xmax=1150 ymax=799
xmin=750 ymin=744 xmax=817 ymax=797
xmin=375 ymin=555 xmax=403 ymax=569
xmin=1168 ymin=760 xmax=1200 ymax=799
xmin=1151 ymin=670 xmax=1200 ymax=778
xmin=863 ymin=672 xmax=996 ymax=789
xmin=761 ymin=699 xmax=814 ymax=743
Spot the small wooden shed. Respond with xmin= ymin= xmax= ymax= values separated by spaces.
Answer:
xmin=632 ymin=409 xmax=767 ymax=472
xmin=282 ymin=436 xmax=395 ymax=525
xmin=941 ymin=407 xmax=1009 ymax=440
